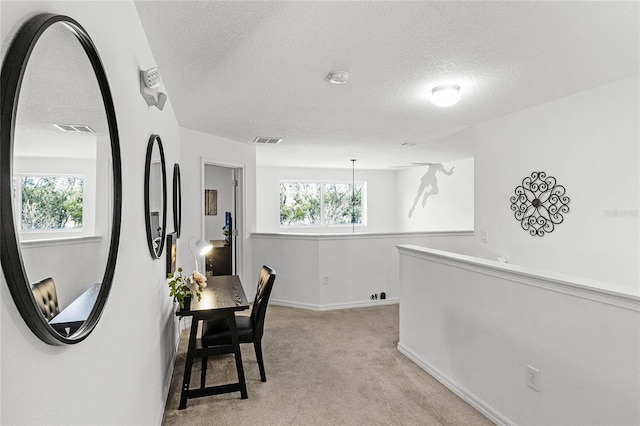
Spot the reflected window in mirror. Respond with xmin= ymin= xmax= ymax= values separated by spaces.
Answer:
xmin=13 ymin=26 xmax=111 ymax=244
xmin=15 ymin=175 xmax=84 ymax=233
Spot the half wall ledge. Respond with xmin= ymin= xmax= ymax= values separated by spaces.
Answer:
xmin=397 ymin=244 xmax=639 ymax=311
xmin=397 ymin=244 xmax=640 ymax=425
xmin=251 ymin=231 xmax=474 ymax=310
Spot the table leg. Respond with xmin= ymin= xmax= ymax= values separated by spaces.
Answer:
xmin=228 ymin=314 xmax=248 ymax=399
xmin=178 ymin=319 xmax=200 ymax=409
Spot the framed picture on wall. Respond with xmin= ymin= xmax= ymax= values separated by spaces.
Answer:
xmin=166 ymin=232 xmax=177 ymax=277
xmin=205 ymin=189 xmax=217 ymax=215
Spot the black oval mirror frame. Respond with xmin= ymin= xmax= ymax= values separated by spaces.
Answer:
xmin=173 ymin=164 xmax=182 ymax=239
xmin=0 ymin=14 xmax=122 ymax=345
xmin=144 ymin=134 xmax=167 ymax=259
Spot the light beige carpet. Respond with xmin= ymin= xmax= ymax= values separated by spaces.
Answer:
xmin=162 ymin=304 xmax=492 ymax=425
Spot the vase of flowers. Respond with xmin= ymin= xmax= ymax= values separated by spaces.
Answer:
xmin=167 ymin=267 xmax=207 ymax=309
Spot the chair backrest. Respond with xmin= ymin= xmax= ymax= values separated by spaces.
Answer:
xmin=31 ymin=277 xmax=60 ymax=321
xmin=250 ymin=265 xmax=276 ymax=341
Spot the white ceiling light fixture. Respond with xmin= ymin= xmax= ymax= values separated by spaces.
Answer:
xmin=431 ymin=85 xmax=461 ymax=107
xmin=327 ymin=71 xmax=349 ymax=84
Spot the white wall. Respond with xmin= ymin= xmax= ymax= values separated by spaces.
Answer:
xmin=398 ymin=245 xmax=640 ymax=425
xmin=20 ymin=239 xmax=105 ymax=309
xmin=473 ymin=75 xmax=639 ymax=290
xmin=204 ymin=164 xmax=233 ymax=241
xmin=252 ymin=231 xmax=475 ymax=309
xmin=179 ymin=127 xmax=256 ymax=294
xmin=396 ymin=158 xmax=474 ymax=232
xmin=256 ymin=166 xmax=398 ymax=233
xmin=14 ymin=153 xmax=104 ymax=306
xmin=1 ymin=2 xmax=181 ymax=424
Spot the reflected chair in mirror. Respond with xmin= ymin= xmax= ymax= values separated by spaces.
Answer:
xmin=200 ymin=265 xmax=277 ymax=385
xmin=31 ymin=277 xmax=60 ymax=321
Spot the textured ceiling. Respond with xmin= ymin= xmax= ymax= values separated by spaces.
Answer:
xmin=135 ymin=1 xmax=639 ymax=169
xmin=17 ymin=21 xmax=109 ymax=137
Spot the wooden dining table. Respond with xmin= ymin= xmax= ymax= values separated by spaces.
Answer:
xmin=175 ymin=275 xmax=249 ymax=409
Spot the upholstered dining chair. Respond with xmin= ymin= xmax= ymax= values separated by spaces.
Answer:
xmin=200 ymin=265 xmax=277 ymax=384
xmin=31 ymin=277 xmax=60 ymax=321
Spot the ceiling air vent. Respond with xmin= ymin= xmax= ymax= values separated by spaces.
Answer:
xmin=253 ymin=137 xmax=282 ymax=145
xmin=53 ymin=124 xmax=95 ymax=133
xmin=74 ymin=125 xmax=95 ymax=133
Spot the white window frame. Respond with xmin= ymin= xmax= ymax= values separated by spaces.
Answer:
xmin=14 ymin=173 xmax=91 ymax=240
xmin=279 ymin=180 xmax=367 ymax=228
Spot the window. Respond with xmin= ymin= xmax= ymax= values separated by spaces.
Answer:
xmin=280 ymin=181 xmax=365 ymax=227
xmin=280 ymin=182 xmax=321 ymax=226
xmin=16 ymin=176 xmax=84 ymax=231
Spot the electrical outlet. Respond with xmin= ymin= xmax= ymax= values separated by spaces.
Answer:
xmin=526 ymin=365 xmax=540 ymax=391
xmin=482 ymin=231 xmax=489 ymax=243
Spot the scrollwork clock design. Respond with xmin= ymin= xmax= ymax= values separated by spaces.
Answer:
xmin=510 ymin=171 xmax=570 ymax=237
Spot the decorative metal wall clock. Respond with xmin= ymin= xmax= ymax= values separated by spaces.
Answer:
xmin=510 ymin=171 xmax=570 ymax=237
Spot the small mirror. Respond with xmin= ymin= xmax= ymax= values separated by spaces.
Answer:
xmin=144 ymin=135 xmax=167 ymax=259
xmin=173 ymin=164 xmax=182 ymax=238
xmin=0 ymin=14 xmax=122 ymax=345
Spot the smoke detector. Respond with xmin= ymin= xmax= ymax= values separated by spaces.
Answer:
xmin=327 ymin=71 xmax=349 ymax=84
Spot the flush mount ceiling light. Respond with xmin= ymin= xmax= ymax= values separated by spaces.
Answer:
xmin=327 ymin=71 xmax=349 ymax=84
xmin=431 ymin=85 xmax=461 ymax=107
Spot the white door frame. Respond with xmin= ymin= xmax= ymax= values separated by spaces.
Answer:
xmin=200 ymin=157 xmax=246 ymax=281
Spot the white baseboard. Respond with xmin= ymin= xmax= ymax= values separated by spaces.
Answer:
xmin=270 ymin=297 xmax=399 ymax=311
xmin=163 ymin=344 xmax=178 ymax=397
xmin=160 ymin=319 xmax=182 ymax=424
xmin=397 ymin=342 xmax=514 ymax=426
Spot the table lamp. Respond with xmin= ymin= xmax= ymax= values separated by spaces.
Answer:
xmin=188 ymin=237 xmax=212 ymax=272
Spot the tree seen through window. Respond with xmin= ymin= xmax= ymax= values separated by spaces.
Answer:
xmin=20 ymin=176 xmax=83 ymax=230
xmin=280 ymin=181 xmax=364 ymax=226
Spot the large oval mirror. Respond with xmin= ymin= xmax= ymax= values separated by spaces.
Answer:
xmin=173 ymin=164 xmax=182 ymax=239
xmin=144 ymin=134 xmax=167 ymax=259
xmin=0 ymin=15 xmax=122 ymax=345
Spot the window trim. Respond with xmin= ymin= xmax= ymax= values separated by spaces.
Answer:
xmin=279 ymin=179 xmax=367 ymax=228
xmin=14 ymin=173 xmax=88 ymax=240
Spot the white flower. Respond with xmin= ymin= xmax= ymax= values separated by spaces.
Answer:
xmin=190 ymin=270 xmax=207 ymax=288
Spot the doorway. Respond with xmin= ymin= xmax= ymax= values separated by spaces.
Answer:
xmin=201 ymin=160 xmax=244 ymax=277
